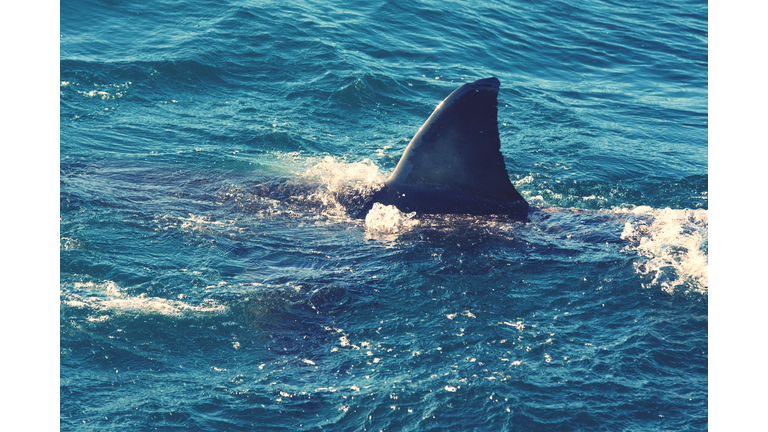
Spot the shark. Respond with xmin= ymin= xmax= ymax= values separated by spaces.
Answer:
xmin=356 ymin=77 xmax=529 ymax=221
xmin=247 ymin=77 xmax=529 ymax=222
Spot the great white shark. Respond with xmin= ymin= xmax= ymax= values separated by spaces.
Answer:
xmin=356 ymin=77 xmax=529 ymax=221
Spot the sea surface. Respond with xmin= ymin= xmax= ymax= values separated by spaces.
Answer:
xmin=60 ymin=0 xmax=708 ymax=430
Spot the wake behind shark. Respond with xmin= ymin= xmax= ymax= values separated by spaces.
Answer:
xmin=356 ymin=77 xmax=528 ymax=221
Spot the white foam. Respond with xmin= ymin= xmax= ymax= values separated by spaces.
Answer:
xmin=302 ymin=156 xmax=386 ymax=191
xmin=299 ymin=156 xmax=387 ymax=217
xmin=364 ymin=203 xmax=418 ymax=234
xmin=619 ymin=207 xmax=708 ymax=294
xmin=62 ymin=280 xmax=227 ymax=317
xmin=60 ymin=236 xmax=81 ymax=250
xmin=75 ymin=82 xmax=131 ymax=100
xmin=153 ymin=213 xmax=242 ymax=236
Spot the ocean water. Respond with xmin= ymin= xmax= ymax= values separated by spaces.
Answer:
xmin=60 ymin=0 xmax=708 ymax=430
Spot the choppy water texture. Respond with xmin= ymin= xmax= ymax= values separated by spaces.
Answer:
xmin=61 ymin=0 xmax=707 ymax=430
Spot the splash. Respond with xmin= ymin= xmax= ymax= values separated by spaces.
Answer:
xmin=364 ymin=203 xmax=419 ymax=235
xmin=619 ymin=207 xmax=708 ymax=294
xmin=301 ymin=156 xmax=385 ymax=193
xmin=300 ymin=156 xmax=387 ymax=217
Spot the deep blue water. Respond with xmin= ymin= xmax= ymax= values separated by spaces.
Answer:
xmin=60 ymin=0 xmax=708 ymax=430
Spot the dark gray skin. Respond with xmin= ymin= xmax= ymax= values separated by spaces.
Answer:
xmin=357 ymin=77 xmax=529 ymax=221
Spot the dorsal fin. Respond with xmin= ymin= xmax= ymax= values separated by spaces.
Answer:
xmin=372 ymin=77 xmax=528 ymax=220
xmin=386 ymin=77 xmax=514 ymax=195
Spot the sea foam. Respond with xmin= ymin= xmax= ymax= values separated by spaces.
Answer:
xmin=619 ymin=207 xmax=708 ymax=294
xmin=63 ymin=280 xmax=227 ymax=317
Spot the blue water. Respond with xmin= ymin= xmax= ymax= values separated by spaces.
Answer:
xmin=60 ymin=0 xmax=708 ymax=430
